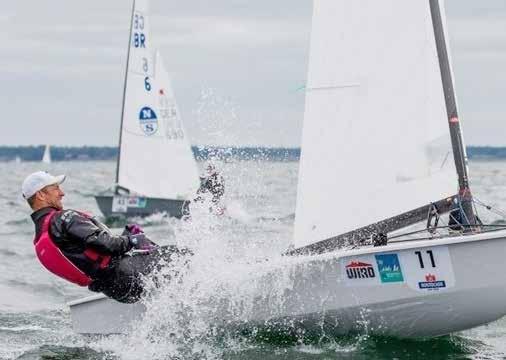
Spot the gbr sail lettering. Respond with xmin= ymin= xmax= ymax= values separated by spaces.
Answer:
xmin=133 ymin=13 xmax=146 ymax=48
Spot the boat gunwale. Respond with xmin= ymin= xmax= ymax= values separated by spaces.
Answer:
xmin=289 ymin=228 xmax=506 ymax=262
xmin=67 ymin=294 xmax=108 ymax=307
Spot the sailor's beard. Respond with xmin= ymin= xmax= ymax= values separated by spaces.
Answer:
xmin=48 ymin=197 xmax=63 ymax=210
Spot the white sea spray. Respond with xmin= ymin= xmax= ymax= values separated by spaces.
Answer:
xmin=111 ymin=197 xmax=296 ymax=359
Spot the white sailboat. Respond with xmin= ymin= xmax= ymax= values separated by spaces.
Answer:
xmin=258 ymin=0 xmax=506 ymax=337
xmin=95 ymin=0 xmax=199 ymax=218
xmin=69 ymin=0 xmax=506 ymax=337
xmin=41 ymin=145 xmax=51 ymax=164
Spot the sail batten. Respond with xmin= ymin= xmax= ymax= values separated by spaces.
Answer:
xmin=293 ymin=0 xmax=459 ymax=249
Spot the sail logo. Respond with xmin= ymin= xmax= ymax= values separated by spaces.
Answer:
xmin=139 ymin=106 xmax=158 ymax=135
xmin=375 ymin=254 xmax=404 ymax=283
xmin=418 ymin=274 xmax=446 ymax=290
xmin=345 ymin=261 xmax=375 ymax=279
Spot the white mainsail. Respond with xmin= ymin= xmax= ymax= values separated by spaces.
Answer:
xmin=294 ymin=0 xmax=458 ymax=248
xmin=117 ymin=0 xmax=199 ymax=199
xmin=42 ymin=144 xmax=51 ymax=164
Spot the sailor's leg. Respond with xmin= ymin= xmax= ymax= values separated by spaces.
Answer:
xmin=93 ymin=245 xmax=191 ymax=303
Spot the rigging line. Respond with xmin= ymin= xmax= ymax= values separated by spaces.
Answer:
xmin=457 ymin=199 xmax=472 ymax=226
xmin=388 ymin=223 xmax=506 ymax=241
xmin=440 ymin=151 xmax=450 ymax=170
xmin=472 ymin=199 xmax=481 ymax=220
xmin=473 ymin=197 xmax=506 ymax=218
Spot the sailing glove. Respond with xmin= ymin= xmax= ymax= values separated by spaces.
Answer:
xmin=128 ymin=233 xmax=158 ymax=251
xmin=123 ymin=224 xmax=143 ymax=235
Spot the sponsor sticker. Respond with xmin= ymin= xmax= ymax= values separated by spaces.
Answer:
xmin=112 ymin=196 xmax=147 ymax=212
xmin=127 ymin=197 xmax=147 ymax=208
xmin=345 ymin=261 xmax=376 ymax=279
xmin=375 ymin=254 xmax=404 ymax=283
xmin=399 ymin=246 xmax=455 ymax=292
xmin=139 ymin=106 xmax=158 ymax=135
xmin=341 ymin=256 xmax=380 ymax=286
xmin=418 ymin=274 xmax=446 ymax=290
xmin=112 ymin=196 xmax=128 ymax=213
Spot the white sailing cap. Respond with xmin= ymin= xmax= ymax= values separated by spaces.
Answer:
xmin=22 ymin=171 xmax=66 ymax=199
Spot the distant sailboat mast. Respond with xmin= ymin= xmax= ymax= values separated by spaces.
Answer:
xmin=429 ymin=0 xmax=477 ymax=226
xmin=115 ymin=0 xmax=136 ymax=194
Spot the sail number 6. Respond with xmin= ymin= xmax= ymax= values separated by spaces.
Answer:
xmin=144 ymin=77 xmax=151 ymax=91
xmin=414 ymin=250 xmax=436 ymax=269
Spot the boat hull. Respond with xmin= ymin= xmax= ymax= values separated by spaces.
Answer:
xmin=94 ymin=195 xmax=189 ymax=219
xmin=68 ymin=295 xmax=145 ymax=334
xmin=68 ymin=231 xmax=506 ymax=337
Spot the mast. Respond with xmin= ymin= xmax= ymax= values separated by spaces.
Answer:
xmin=115 ymin=0 xmax=136 ymax=192
xmin=429 ymin=0 xmax=478 ymax=227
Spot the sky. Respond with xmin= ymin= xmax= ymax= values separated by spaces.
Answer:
xmin=1 ymin=0 xmax=505 ymax=147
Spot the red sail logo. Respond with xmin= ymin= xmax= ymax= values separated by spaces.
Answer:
xmin=345 ymin=261 xmax=375 ymax=279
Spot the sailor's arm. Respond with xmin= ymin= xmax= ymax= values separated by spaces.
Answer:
xmin=52 ymin=210 xmax=133 ymax=255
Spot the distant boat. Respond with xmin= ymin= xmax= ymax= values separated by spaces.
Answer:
xmin=42 ymin=145 xmax=51 ymax=164
xmin=95 ymin=0 xmax=199 ymax=218
xmin=14 ymin=156 xmax=21 ymax=164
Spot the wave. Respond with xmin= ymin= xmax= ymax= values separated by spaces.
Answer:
xmin=7 ymin=279 xmax=66 ymax=297
xmin=0 ymin=325 xmax=47 ymax=333
xmin=0 ymin=248 xmax=20 ymax=257
xmin=256 ymin=213 xmax=295 ymax=223
xmin=214 ymin=325 xmax=492 ymax=359
xmin=16 ymin=345 xmax=107 ymax=360
xmin=101 ymin=212 xmax=176 ymax=230
xmin=5 ymin=218 xmax=31 ymax=226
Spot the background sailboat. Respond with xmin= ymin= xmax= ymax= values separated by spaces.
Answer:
xmin=95 ymin=0 xmax=199 ymax=218
xmin=41 ymin=144 xmax=51 ymax=164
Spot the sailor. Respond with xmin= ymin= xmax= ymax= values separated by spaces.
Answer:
xmin=196 ymin=163 xmax=225 ymax=205
xmin=23 ymin=171 xmax=187 ymax=303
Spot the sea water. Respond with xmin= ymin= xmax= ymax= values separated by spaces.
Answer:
xmin=1 ymin=159 xmax=506 ymax=359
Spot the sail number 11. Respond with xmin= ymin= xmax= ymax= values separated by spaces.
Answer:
xmin=414 ymin=250 xmax=436 ymax=269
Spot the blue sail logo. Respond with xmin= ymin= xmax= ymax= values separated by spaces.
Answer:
xmin=139 ymin=106 xmax=158 ymax=135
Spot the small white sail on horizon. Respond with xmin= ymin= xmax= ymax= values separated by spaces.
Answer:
xmin=116 ymin=0 xmax=199 ymax=200
xmin=42 ymin=145 xmax=51 ymax=164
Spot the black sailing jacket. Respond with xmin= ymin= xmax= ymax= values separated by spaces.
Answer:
xmin=31 ymin=207 xmax=133 ymax=278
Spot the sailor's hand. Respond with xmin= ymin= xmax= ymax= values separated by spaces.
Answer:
xmin=124 ymin=223 xmax=143 ymax=235
xmin=129 ymin=233 xmax=158 ymax=251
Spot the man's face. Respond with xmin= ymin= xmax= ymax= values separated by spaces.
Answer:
xmin=38 ymin=184 xmax=65 ymax=210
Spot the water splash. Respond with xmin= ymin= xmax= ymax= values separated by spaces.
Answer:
xmin=104 ymin=196 xmax=296 ymax=359
xmin=194 ymin=87 xmax=239 ymax=147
